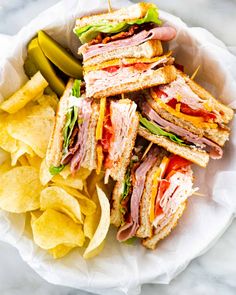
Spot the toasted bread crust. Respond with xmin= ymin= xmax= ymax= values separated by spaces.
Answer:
xmin=142 ymin=202 xmax=186 ymax=249
xmin=136 ymin=150 xmax=167 ymax=239
xmin=76 ymin=3 xmax=153 ymax=29
xmin=87 ymin=65 xmax=177 ymax=99
xmin=83 ymin=40 xmax=163 ymax=66
xmin=138 ymin=126 xmax=209 ymax=167
xmin=46 ymin=79 xmax=74 ymax=167
xmin=110 ymin=181 xmax=125 ymax=227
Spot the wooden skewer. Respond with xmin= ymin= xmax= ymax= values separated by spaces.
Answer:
xmin=191 ymin=65 xmax=201 ymax=80
xmin=121 ymin=93 xmax=125 ymax=99
xmin=108 ymin=0 xmax=112 ymax=12
xmin=192 ymin=191 xmax=206 ymax=197
xmin=141 ymin=142 xmax=153 ymax=160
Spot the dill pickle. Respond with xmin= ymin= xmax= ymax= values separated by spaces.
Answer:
xmin=27 ymin=38 xmax=65 ymax=96
xmin=23 ymin=55 xmax=38 ymax=78
xmin=38 ymin=30 xmax=83 ymax=79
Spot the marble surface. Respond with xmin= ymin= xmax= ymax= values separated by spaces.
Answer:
xmin=0 ymin=1 xmax=236 ymax=295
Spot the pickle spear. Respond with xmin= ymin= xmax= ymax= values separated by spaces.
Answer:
xmin=38 ymin=30 xmax=83 ymax=79
xmin=27 ymin=38 xmax=65 ymax=96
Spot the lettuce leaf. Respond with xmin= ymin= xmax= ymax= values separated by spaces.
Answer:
xmin=139 ymin=114 xmax=187 ymax=146
xmin=121 ymin=169 xmax=131 ymax=200
xmin=49 ymin=165 xmax=65 ymax=176
xmin=74 ymin=6 xmax=162 ymax=44
xmin=62 ymin=79 xmax=81 ymax=154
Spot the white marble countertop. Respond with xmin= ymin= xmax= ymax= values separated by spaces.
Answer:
xmin=0 ymin=1 xmax=236 ymax=295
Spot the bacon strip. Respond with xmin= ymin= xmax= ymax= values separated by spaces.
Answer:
xmin=79 ymin=26 xmax=176 ymax=61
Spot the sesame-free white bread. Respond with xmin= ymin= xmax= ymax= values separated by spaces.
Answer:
xmin=83 ymin=40 xmax=163 ymax=66
xmin=82 ymin=101 xmax=99 ymax=170
xmin=138 ymin=126 xmax=209 ymax=167
xmin=142 ymin=202 xmax=186 ymax=249
xmin=76 ymin=3 xmax=153 ymax=28
xmin=46 ymin=79 xmax=74 ymax=168
xmin=87 ymin=65 xmax=177 ymax=99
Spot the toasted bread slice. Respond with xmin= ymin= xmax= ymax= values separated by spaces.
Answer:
xmin=142 ymin=202 xmax=186 ymax=249
xmin=46 ymin=79 xmax=74 ymax=168
xmin=82 ymin=40 xmax=163 ymax=66
xmin=110 ymin=180 xmax=125 ymax=227
xmin=86 ymin=65 xmax=176 ymax=99
xmin=138 ymin=126 xmax=209 ymax=167
xmin=146 ymin=92 xmax=230 ymax=147
xmin=136 ymin=151 xmax=167 ymax=238
xmin=75 ymin=3 xmax=154 ymax=29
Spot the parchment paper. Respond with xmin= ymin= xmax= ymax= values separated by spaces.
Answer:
xmin=0 ymin=1 xmax=236 ymax=294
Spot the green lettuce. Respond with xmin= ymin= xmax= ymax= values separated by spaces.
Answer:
xmin=49 ymin=164 xmax=65 ymax=176
xmin=62 ymin=79 xmax=81 ymax=154
xmin=139 ymin=114 xmax=187 ymax=146
xmin=74 ymin=6 xmax=162 ymax=44
xmin=121 ymin=169 xmax=131 ymax=200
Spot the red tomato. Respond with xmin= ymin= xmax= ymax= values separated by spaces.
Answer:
xmin=132 ymin=63 xmax=150 ymax=71
xmin=154 ymin=179 xmax=170 ymax=217
xmin=165 ymin=155 xmax=191 ymax=178
xmin=167 ymin=98 xmax=216 ymax=122
xmin=103 ymin=65 xmax=120 ymax=73
xmin=101 ymin=104 xmax=114 ymax=168
xmin=153 ymin=87 xmax=168 ymax=98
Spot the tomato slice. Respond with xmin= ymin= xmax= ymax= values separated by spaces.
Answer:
xmin=103 ymin=65 xmax=120 ymax=73
xmin=167 ymin=98 xmax=216 ymax=122
xmin=154 ymin=179 xmax=170 ymax=217
xmin=101 ymin=104 xmax=114 ymax=168
xmin=165 ymin=155 xmax=191 ymax=178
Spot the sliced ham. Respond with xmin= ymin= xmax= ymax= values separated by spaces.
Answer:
xmin=117 ymin=147 xmax=158 ymax=242
xmin=62 ymin=98 xmax=92 ymax=174
xmin=141 ymin=100 xmax=223 ymax=159
xmin=85 ymin=57 xmax=173 ymax=97
xmin=80 ymin=26 xmax=176 ymax=61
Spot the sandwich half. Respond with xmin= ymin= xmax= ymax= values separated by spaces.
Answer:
xmin=135 ymin=68 xmax=234 ymax=167
xmin=75 ymin=3 xmax=176 ymax=66
xmin=46 ymin=79 xmax=139 ymax=182
xmin=111 ymin=139 xmax=196 ymax=249
xmin=74 ymin=2 xmax=177 ymax=98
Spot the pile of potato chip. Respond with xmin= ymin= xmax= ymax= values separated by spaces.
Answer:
xmin=0 ymin=72 xmax=111 ymax=259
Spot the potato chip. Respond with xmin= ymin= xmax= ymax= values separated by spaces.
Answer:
xmin=52 ymin=174 xmax=83 ymax=190
xmin=0 ymin=159 xmax=12 ymax=176
xmin=0 ymin=166 xmax=42 ymax=213
xmin=31 ymin=210 xmax=43 ymax=223
xmin=0 ymin=114 xmax=17 ymax=153
xmin=11 ymin=141 xmax=34 ymax=166
xmin=37 ymin=94 xmax=58 ymax=112
xmin=0 ymin=148 xmax=9 ymax=165
xmin=39 ymin=158 xmax=53 ymax=185
xmin=86 ymin=171 xmax=105 ymax=197
xmin=18 ymin=155 xmax=30 ymax=166
xmin=26 ymin=154 xmax=42 ymax=170
xmin=0 ymin=71 xmax=48 ymax=114
xmin=48 ymin=244 xmax=75 ymax=259
xmin=7 ymin=104 xmax=55 ymax=158
xmin=31 ymin=208 xmax=85 ymax=249
xmin=40 ymin=186 xmax=83 ymax=223
xmin=83 ymin=186 xmax=110 ymax=259
xmin=59 ymin=165 xmax=91 ymax=180
xmin=59 ymin=186 xmax=96 ymax=216
xmin=83 ymin=191 xmax=101 ymax=240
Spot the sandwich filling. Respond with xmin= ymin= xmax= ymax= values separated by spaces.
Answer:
xmin=116 ymin=147 xmax=195 ymax=242
xmin=84 ymin=55 xmax=174 ymax=96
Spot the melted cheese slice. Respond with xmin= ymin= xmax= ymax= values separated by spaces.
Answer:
xmin=150 ymin=89 xmax=218 ymax=129
xmin=84 ymin=52 xmax=172 ymax=73
xmin=149 ymin=156 xmax=170 ymax=223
